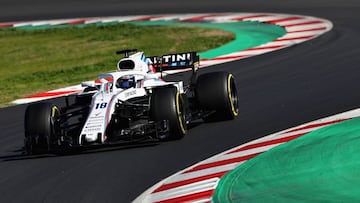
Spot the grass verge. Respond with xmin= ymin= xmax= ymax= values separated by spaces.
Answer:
xmin=0 ymin=23 xmax=234 ymax=107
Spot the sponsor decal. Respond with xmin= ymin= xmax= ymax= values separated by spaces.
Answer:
xmin=125 ymin=90 xmax=137 ymax=98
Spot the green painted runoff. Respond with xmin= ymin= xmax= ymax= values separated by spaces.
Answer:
xmin=213 ymin=117 xmax=360 ymax=202
xmin=129 ymin=20 xmax=286 ymax=59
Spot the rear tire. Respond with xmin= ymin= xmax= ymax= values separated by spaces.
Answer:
xmin=196 ymin=72 xmax=239 ymax=121
xmin=24 ymin=102 xmax=60 ymax=154
xmin=150 ymin=87 xmax=187 ymax=140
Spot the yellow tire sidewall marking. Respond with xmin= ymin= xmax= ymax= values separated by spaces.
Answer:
xmin=227 ymin=74 xmax=238 ymax=117
xmin=176 ymin=92 xmax=186 ymax=135
xmin=51 ymin=106 xmax=59 ymax=118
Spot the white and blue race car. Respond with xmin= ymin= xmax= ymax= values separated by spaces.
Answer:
xmin=24 ymin=49 xmax=238 ymax=154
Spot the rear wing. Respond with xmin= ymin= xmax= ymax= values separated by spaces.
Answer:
xmin=147 ymin=52 xmax=199 ymax=74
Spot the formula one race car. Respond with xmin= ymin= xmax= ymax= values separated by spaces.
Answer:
xmin=24 ymin=49 xmax=238 ymax=154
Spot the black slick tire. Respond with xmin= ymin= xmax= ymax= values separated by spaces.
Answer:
xmin=150 ymin=87 xmax=187 ymax=140
xmin=196 ymin=71 xmax=239 ymax=121
xmin=24 ymin=102 xmax=60 ymax=154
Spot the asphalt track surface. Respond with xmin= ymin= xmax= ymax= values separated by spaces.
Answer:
xmin=1 ymin=1 xmax=360 ymax=202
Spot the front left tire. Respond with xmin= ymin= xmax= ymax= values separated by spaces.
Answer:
xmin=24 ymin=102 xmax=60 ymax=154
xmin=150 ymin=87 xmax=187 ymax=140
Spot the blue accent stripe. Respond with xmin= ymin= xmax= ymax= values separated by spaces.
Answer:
xmin=141 ymin=53 xmax=147 ymax=63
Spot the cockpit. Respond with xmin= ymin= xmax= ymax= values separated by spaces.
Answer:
xmin=116 ymin=75 xmax=136 ymax=89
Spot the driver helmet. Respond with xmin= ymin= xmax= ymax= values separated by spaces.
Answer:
xmin=116 ymin=75 xmax=136 ymax=89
